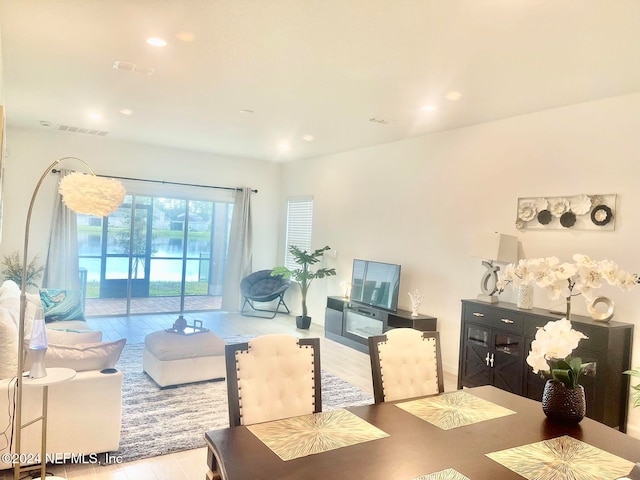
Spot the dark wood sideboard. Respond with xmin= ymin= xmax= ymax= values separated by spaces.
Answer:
xmin=458 ymin=299 xmax=634 ymax=431
xmin=325 ymin=296 xmax=437 ymax=353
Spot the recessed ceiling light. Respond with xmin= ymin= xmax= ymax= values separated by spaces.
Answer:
xmin=445 ymin=91 xmax=462 ymax=101
xmin=88 ymin=113 xmax=103 ymax=120
xmin=302 ymin=135 xmax=315 ymax=142
xmin=278 ymin=143 xmax=290 ymax=152
xmin=147 ymin=37 xmax=167 ymax=47
xmin=421 ymin=105 xmax=437 ymax=112
xmin=119 ymin=109 xmax=134 ymax=116
xmin=176 ymin=32 xmax=196 ymax=42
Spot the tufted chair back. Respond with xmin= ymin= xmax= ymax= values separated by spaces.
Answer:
xmin=368 ymin=328 xmax=443 ymax=403
xmin=226 ymin=334 xmax=322 ymax=426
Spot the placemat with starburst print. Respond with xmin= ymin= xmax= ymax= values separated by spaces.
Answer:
xmin=246 ymin=409 xmax=389 ymax=461
xmin=486 ymin=435 xmax=634 ymax=480
xmin=395 ymin=391 xmax=515 ymax=430
xmin=411 ymin=468 xmax=470 ymax=479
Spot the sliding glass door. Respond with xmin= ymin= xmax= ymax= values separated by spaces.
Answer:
xmin=78 ymin=193 xmax=232 ymax=316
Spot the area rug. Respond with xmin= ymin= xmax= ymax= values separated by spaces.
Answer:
xmin=112 ymin=341 xmax=373 ymax=463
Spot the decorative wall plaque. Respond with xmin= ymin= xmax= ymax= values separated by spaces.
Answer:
xmin=516 ymin=193 xmax=616 ymax=231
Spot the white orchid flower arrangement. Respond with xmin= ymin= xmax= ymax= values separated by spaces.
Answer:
xmin=497 ymin=254 xmax=639 ymax=308
xmin=527 ymin=318 xmax=591 ymax=389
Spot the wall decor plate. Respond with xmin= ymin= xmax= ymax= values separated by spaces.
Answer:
xmin=516 ymin=194 xmax=616 ymax=231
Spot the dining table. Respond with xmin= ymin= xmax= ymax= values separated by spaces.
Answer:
xmin=204 ymin=385 xmax=640 ymax=480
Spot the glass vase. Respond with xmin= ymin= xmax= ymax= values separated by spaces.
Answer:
xmin=541 ymin=380 xmax=585 ymax=424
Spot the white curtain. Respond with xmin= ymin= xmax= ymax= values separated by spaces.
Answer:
xmin=221 ymin=188 xmax=253 ymax=311
xmin=42 ymin=168 xmax=81 ymax=290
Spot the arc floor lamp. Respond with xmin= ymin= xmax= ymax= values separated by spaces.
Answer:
xmin=14 ymin=157 xmax=125 ymax=480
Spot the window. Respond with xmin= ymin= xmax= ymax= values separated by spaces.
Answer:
xmin=285 ymin=197 xmax=313 ymax=269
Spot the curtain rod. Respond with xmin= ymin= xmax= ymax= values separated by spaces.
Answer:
xmin=51 ymin=169 xmax=258 ymax=194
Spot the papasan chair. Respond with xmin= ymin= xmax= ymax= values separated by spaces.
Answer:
xmin=240 ymin=270 xmax=291 ymax=318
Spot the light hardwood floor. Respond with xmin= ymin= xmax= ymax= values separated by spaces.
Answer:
xmin=2 ymin=311 xmax=456 ymax=480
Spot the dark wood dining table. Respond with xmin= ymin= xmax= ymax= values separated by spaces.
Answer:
xmin=204 ymin=385 xmax=640 ymax=480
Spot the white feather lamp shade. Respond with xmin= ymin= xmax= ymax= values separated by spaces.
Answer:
xmin=59 ymin=172 xmax=126 ymax=216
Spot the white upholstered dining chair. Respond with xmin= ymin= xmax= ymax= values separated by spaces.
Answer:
xmin=368 ymin=328 xmax=444 ymax=403
xmin=225 ymin=334 xmax=322 ymax=426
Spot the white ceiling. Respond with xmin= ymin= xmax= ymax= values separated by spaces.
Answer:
xmin=1 ymin=0 xmax=639 ymax=162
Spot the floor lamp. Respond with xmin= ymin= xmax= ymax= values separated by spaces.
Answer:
xmin=14 ymin=157 xmax=125 ymax=480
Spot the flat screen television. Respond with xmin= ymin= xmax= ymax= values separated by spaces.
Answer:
xmin=350 ymin=259 xmax=401 ymax=312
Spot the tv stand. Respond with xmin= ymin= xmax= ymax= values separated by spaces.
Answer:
xmin=324 ymin=296 xmax=437 ymax=353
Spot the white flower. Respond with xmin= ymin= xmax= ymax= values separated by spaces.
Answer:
xmin=569 ymin=194 xmax=592 ymax=215
xmin=548 ymin=197 xmax=570 ymax=217
xmin=526 ymin=319 xmax=588 ymax=374
xmin=497 ymin=254 xmax=638 ymax=307
xmin=518 ymin=202 xmax=538 ymax=222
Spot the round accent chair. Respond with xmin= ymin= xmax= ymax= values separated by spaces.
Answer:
xmin=240 ymin=270 xmax=291 ymax=318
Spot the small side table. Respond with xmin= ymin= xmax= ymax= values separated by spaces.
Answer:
xmin=15 ymin=367 xmax=76 ymax=480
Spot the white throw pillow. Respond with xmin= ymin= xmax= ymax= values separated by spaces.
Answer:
xmin=46 ymin=328 xmax=103 ymax=345
xmin=43 ymin=338 xmax=127 ymax=372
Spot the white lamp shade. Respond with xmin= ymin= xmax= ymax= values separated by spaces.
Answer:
xmin=470 ymin=232 xmax=518 ymax=263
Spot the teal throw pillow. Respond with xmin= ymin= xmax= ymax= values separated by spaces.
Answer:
xmin=39 ymin=289 xmax=85 ymax=323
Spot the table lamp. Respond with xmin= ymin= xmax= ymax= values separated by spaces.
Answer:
xmin=470 ymin=232 xmax=518 ymax=303
xmin=28 ymin=307 xmax=48 ymax=379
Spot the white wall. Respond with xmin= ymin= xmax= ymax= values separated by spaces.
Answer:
xmin=280 ymin=93 xmax=640 ymax=435
xmin=0 ymin=127 xmax=282 ymax=278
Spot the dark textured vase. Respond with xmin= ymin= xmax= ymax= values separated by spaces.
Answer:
xmin=541 ymin=380 xmax=585 ymax=424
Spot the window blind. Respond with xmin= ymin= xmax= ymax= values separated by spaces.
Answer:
xmin=285 ymin=198 xmax=313 ymax=269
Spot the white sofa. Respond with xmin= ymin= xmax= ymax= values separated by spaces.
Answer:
xmin=0 ymin=281 xmax=124 ymax=470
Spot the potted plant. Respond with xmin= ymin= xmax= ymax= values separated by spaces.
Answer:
xmin=1 ymin=251 xmax=45 ymax=290
xmin=272 ymin=245 xmax=336 ymax=329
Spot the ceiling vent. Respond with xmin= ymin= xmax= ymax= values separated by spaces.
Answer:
xmin=113 ymin=61 xmax=155 ymax=76
xmin=57 ymin=125 xmax=109 ymax=136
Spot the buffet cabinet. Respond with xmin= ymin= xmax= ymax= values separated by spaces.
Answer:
xmin=325 ymin=296 xmax=437 ymax=353
xmin=458 ymin=299 xmax=634 ymax=430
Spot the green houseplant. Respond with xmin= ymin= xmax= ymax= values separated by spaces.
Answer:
xmin=1 ymin=251 xmax=45 ymax=290
xmin=272 ymin=245 xmax=336 ymax=329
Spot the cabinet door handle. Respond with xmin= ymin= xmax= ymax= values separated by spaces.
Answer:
xmin=501 ymin=318 xmax=514 ymax=324
xmin=473 ymin=312 xmax=484 ymax=317
xmin=490 ymin=354 xmax=495 ymax=367
xmin=485 ymin=352 xmax=491 ymax=366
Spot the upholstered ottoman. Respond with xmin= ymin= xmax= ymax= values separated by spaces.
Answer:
xmin=143 ymin=330 xmax=226 ymax=388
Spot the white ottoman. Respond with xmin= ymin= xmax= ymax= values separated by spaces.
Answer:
xmin=143 ymin=329 xmax=226 ymax=388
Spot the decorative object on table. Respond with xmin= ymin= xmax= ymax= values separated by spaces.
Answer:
xmin=469 ymin=232 xmax=518 ymax=303
xmin=516 ymin=284 xmax=534 ymax=309
xmin=487 ymin=435 xmax=635 ymax=480
xmin=498 ymin=254 xmax=639 ymax=320
xmin=1 ymin=250 xmax=44 ymax=290
xmin=28 ymin=307 xmax=48 ymax=379
xmin=271 ymin=245 xmax=336 ymax=329
xmin=13 ymin=157 xmax=124 ymax=480
xmin=587 ymin=296 xmax=615 ymax=322
xmin=527 ymin=318 xmax=591 ymax=423
xmin=340 ymin=280 xmax=352 ymax=298
xmin=172 ymin=316 xmax=187 ymax=332
xmin=165 ymin=318 xmax=209 ymax=335
xmin=515 ymin=193 xmax=616 ymax=230
xmin=408 ymin=289 xmax=424 ymax=317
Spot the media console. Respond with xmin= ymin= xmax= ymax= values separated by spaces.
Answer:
xmin=324 ymin=296 xmax=437 ymax=353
